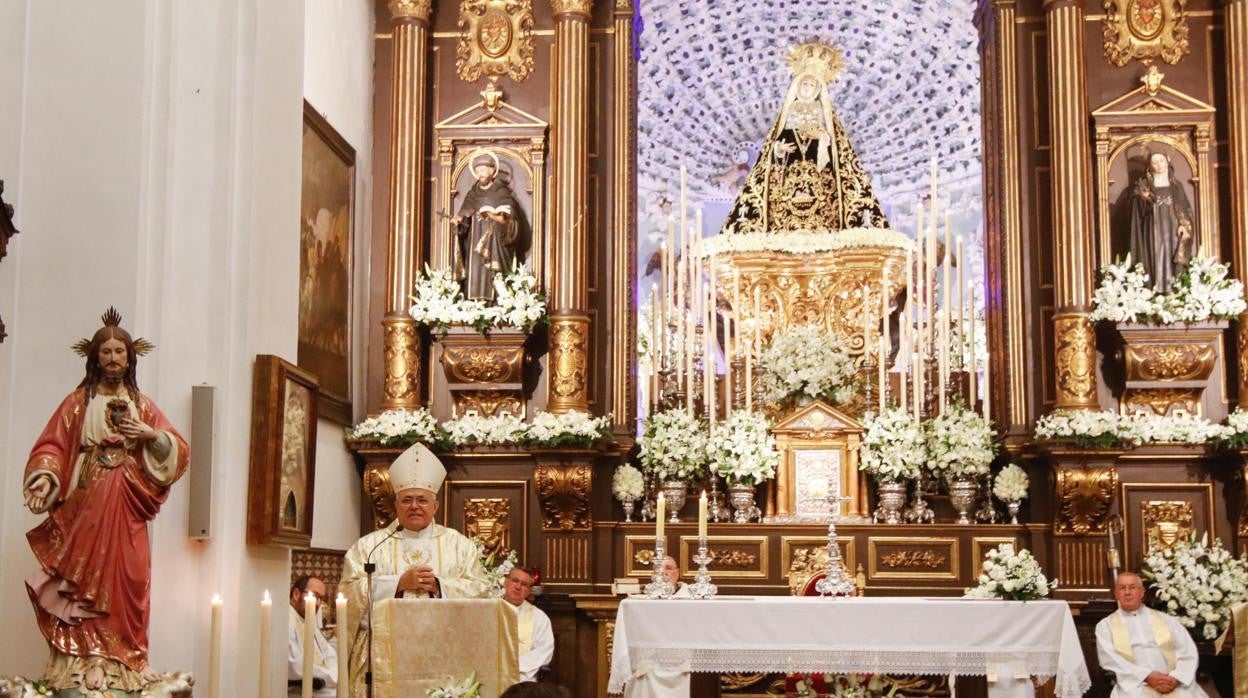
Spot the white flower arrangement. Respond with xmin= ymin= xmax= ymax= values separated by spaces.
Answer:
xmin=427 ymin=672 xmax=482 ymax=698
xmin=701 ymin=228 xmax=914 ymax=257
xmin=1090 ymin=256 xmax=1246 ymax=324
xmin=408 ymin=264 xmax=547 ymax=332
xmin=992 ymin=464 xmax=1029 ymax=503
xmin=525 ymin=410 xmax=612 ymax=448
xmin=1219 ymin=408 xmax=1248 ymax=449
xmin=709 ymin=411 xmax=780 ymax=485
xmin=758 ymin=324 xmax=859 ymax=407
xmin=638 ymin=409 xmax=709 ymax=483
xmin=859 ymin=408 xmax=926 ymax=482
xmin=471 ymin=538 xmax=518 ymax=597
xmin=347 ymin=408 xmax=443 ymax=446
xmin=1035 ymin=409 xmax=1232 ymax=448
xmin=612 ymin=464 xmax=645 ymax=502
xmin=963 ymin=543 xmax=1058 ymax=601
xmin=792 ymin=674 xmax=899 ymax=698
xmin=442 ymin=413 xmax=528 ymax=446
xmin=1142 ymin=534 xmax=1248 ymax=641
xmin=924 ymin=403 xmax=996 ymax=480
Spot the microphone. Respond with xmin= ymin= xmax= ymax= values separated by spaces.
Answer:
xmin=364 ymin=521 xmax=403 ymax=698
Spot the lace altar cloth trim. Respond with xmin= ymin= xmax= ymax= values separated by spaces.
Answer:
xmin=607 ymin=597 xmax=1092 ymax=698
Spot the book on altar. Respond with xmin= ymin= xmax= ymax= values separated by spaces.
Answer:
xmin=612 ymin=578 xmax=641 ymax=596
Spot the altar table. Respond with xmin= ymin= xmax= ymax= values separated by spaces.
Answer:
xmin=372 ymin=598 xmax=518 ymax=698
xmin=607 ymin=596 xmax=1090 ymax=698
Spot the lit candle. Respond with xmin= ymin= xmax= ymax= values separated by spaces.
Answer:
xmin=956 ymin=236 xmax=966 ymax=377
xmin=259 ymin=591 xmax=272 ymax=698
xmin=969 ymin=287 xmax=979 ymax=414
xmin=302 ymin=592 xmax=316 ymax=698
xmin=336 ymin=593 xmax=348 ymax=698
xmin=698 ymin=491 xmax=708 ymax=539
xmin=656 ymin=492 xmax=667 ymax=538
xmin=209 ymin=594 xmax=222 ymax=698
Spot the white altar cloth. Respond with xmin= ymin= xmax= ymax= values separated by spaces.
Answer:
xmin=608 ymin=596 xmax=1091 ymax=698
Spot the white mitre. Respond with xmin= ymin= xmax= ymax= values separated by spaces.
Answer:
xmin=388 ymin=442 xmax=446 ymax=494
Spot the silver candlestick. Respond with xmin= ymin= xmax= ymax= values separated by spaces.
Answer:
xmin=815 ymin=493 xmax=858 ymax=597
xmin=687 ymin=536 xmax=718 ymax=599
xmin=644 ymin=537 xmax=674 ymax=599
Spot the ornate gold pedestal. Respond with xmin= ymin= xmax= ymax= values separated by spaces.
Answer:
xmin=431 ymin=327 xmax=529 ymax=419
xmin=1115 ymin=321 xmax=1227 ymax=420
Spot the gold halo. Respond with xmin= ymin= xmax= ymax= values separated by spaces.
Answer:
xmin=786 ymin=41 xmax=845 ymax=85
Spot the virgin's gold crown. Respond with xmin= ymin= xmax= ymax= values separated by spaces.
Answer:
xmin=786 ymin=41 xmax=845 ymax=84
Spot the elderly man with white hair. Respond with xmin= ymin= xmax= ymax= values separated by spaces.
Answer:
xmin=1095 ymin=571 xmax=1207 ymax=698
xmin=339 ymin=443 xmax=491 ymax=697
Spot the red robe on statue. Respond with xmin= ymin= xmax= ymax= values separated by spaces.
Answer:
xmin=23 ymin=388 xmax=189 ymax=673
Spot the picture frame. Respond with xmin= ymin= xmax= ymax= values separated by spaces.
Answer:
xmin=247 ymin=354 xmax=320 ymax=547
xmin=298 ymin=100 xmax=355 ymax=426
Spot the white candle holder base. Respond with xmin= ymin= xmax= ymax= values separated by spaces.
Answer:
xmin=687 ymin=538 xmax=718 ymax=599
xmin=644 ymin=538 xmax=674 ymax=599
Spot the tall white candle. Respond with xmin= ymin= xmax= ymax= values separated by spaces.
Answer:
xmin=882 ymin=274 xmax=891 ymax=371
xmin=878 ymin=337 xmax=887 ymax=413
xmin=724 ymin=313 xmax=734 ymax=416
xmin=969 ymin=287 xmax=980 ymax=414
xmin=956 ymin=236 xmax=966 ymax=376
xmin=698 ymin=491 xmax=708 ymax=539
xmin=302 ymin=592 xmax=316 ymax=698
xmin=259 ymin=591 xmax=272 ymax=698
xmin=656 ymin=493 xmax=666 ymax=538
xmin=940 ymin=212 xmax=952 ymax=411
xmin=209 ymin=594 xmax=222 ymax=698
xmin=675 ymin=257 xmax=685 ymax=384
xmin=336 ymin=593 xmax=349 ymax=698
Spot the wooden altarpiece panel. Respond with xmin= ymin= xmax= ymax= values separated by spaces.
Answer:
xmin=768 ymin=401 xmax=866 ymax=521
xmin=1091 ymin=67 xmax=1217 ymax=267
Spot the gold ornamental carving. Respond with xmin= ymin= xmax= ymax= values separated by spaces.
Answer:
xmin=363 ymin=465 xmax=397 ymax=530
xmin=1055 ymin=466 xmax=1119 ymax=534
xmin=1239 ymin=318 xmax=1248 ymax=409
xmin=389 ymin=0 xmax=433 ymax=20
xmin=709 ymin=549 xmax=759 ymax=568
xmin=442 ymin=345 xmax=525 ymax=384
xmin=1141 ymin=500 xmax=1193 ymax=549
xmin=1122 ymin=388 xmax=1199 ymax=416
xmin=1125 ymin=343 xmax=1215 ymax=381
xmin=456 ymin=0 xmax=535 ymax=83
xmin=880 ymin=550 xmax=947 ymax=569
xmin=382 ymin=316 xmax=421 ymax=409
xmin=534 ymin=463 xmax=592 ymax=531
xmin=454 ymin=390 xmax=524 ymax=418
xmin=548 ymin=315 xmax=589 ymax=410
xmin=550 ymin=0 xmax=592 ymax=17
xmin=1054 ymin=313 xmax=1098 ymax=409
xmin=633 ymin=549 xmax=655 ymax=565
xmin=465 ymin=497 xmax=511 ymax=558
xmin=1103 ymin=0 xmax=1190 ymax=66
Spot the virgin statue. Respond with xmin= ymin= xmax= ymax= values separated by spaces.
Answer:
xmin=721 ymin=42 xmax=889 ymax=235
xmin=1128 ymin=151 xmax=1195 ymax=291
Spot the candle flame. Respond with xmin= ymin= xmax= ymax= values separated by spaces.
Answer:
xmin=337 ymin=592 xmax=347 ymax=602
xmin=262 ymin=590 xmax=271 ymax=603
xmin=211 ymin=593 xmax=222 ymax=604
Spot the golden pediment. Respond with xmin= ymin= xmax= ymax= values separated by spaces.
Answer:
xmin=770 ymin=400 xmax=863 ymax=437
xmin=1091 ymin=68 xmax=1214 ymax=121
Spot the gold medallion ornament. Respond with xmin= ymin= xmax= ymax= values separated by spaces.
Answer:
xmin=1053 ymin=312 xmax=1098 ymax=410
xmin=456 ymin=0 xmax=535 ymax=83
xmin=1102 ymin=0 xmax=1190 ymax=66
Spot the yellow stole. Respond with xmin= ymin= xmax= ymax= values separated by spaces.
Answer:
xmin=1109 ymin=608 xmax=1177 ymax=671
xmin=517 ymin=602 xmax=535 ymax=654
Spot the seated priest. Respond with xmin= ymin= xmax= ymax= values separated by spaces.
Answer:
xmin=287 ymin=575 xmax=337 ymax=697
xmin=502 ymin=566 xmax=554 ymax=681
xmin=661 ymin=555 xmax=692 ymax=599
xmin=1096 ymin=571 xmax=1207 ymax=698
xmin=340 ymin=443 xmax=491 ymax=696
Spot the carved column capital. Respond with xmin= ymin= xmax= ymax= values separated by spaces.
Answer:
xmin=551 ymin=0 xmax=593 ymax=19
xmin=388 ymin=0 xmax=432 ymax=22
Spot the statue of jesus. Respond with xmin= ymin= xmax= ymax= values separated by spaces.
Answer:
xmin=21 ymin=307 xmax=189 ymax=694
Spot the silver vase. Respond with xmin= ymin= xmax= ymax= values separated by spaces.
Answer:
xmin=873 ymin=480 xmax=908 ymax=524
xmin=621 ymin=498 xmax=636 ymax=523
xmin=728 ymin=481 xmax=759 ymax=523
xmin=1007 ymin=500 xmax=1021 ymax=525
xmin=661 ymin=481 xmax=687 ymax=523
xmin=948 ymin=476 xmax=978 ymax=525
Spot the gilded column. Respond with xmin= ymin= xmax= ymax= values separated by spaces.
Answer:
xmin=610 ymin=0 xmax=636 ymax=429
xmin=381 ymin=0 xmax=432 ymax=410
xmin=548 ymin=0 xmax=594 ymax=414
xmin=1045 ymin=0 xmax=1098 ymax=410
xmin=1226 ymin=0 xmax=1248 ymax=407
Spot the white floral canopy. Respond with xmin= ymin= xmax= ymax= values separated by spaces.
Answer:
xmin=635 ymin=0 xmax=985 ymax=295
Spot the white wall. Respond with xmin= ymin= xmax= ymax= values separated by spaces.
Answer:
xmin=0 ymin=1 xmax=374 ymax=695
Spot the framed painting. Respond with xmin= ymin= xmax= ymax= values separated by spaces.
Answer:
xmin=247 ymin=354 xmax=320 ymax=547
xmin=299 ymin=100 xmax=355 ymax=425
